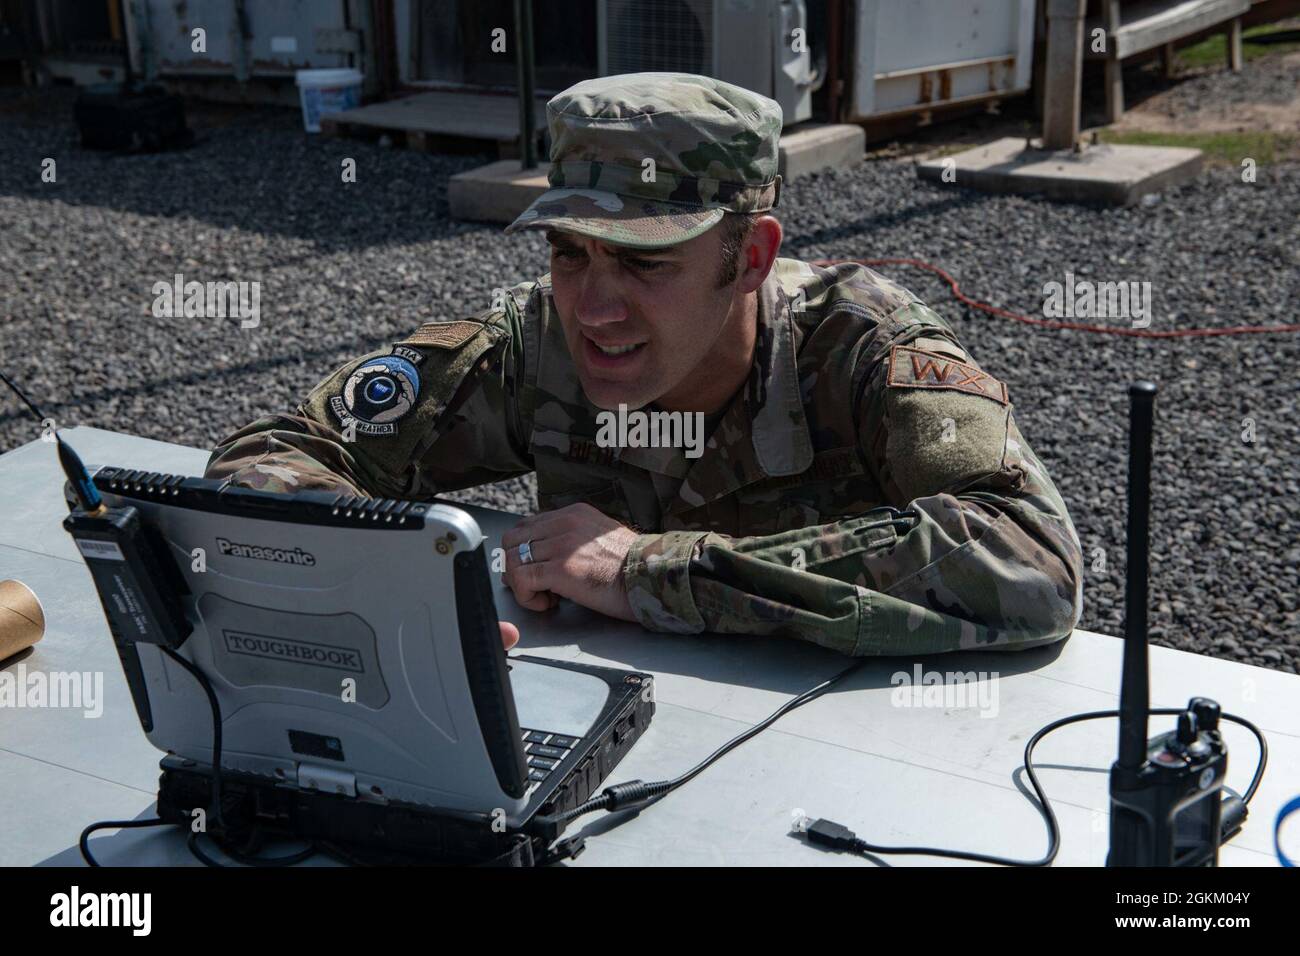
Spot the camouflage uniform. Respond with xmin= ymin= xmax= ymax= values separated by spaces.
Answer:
xmin=207 ymin=73 xmax=1084 ymax=656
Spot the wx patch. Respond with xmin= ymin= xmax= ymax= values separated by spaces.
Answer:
xmin=886 ymin=345 xmax=1008 ymax=405
xmin=399 ymin=320 xmax=484 ymax=350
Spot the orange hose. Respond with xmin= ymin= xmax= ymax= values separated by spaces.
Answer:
xmin=814 ymin=257 xmax=1300 ymax=338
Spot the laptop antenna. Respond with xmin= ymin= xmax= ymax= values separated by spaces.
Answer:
xmin=0 ymin=370 xmax=103 ymax=514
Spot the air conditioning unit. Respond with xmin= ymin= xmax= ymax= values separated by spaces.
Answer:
xmin=596 ymin=0 xmax=814 ymax=126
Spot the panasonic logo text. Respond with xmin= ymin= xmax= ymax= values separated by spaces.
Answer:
xmin=216 ymin=537 xmax=316 ymax=566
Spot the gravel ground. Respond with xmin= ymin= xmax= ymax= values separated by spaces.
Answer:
xmin=0 ymin=80 xmax=1296 ymax=673
xmin=1120 ymin=27 xmax=1300 ymax=116
xmin=1108 ymin=32 xmax=1300 ymax=141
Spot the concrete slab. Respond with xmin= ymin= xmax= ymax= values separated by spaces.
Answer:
xmin=448 ymin=159 xmax=550 ymax=225
xmin=778 ymin=122 xmax=864 ymax=180
xmin=916 ymin=136 xmax=1204 ymax=206
xmin=322 ymin=90 xmax=547 ymax=143
xmin=450 ymin=123 xmax=866 ymax=225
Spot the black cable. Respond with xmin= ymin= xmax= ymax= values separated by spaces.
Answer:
xmin=0 ymin=369 xmax=47 ymax=422
xmin=184 ymin=830 xmax=318 ymax=868
xmin=160 ymin=647 xmax=321 ymax=867
xmin=539 ymin=657 xmax=872 ymax=827
xmin=82 ymin=816 xmax=315 ymax=868
xmin=79 ymin=648 xmax=319 ymax=867
xmin=79 ymin=817 xmax=174 ymax=867
xmin=796 ymin=706 xmax=1267 ymax=866
xmin=160 ymin=645 xmax=225 ymax=832
xmin=80 ymin=816 xmax=322 ymax=868
xmin=229 ymin=840 xmax=318 ymax=867
xmin=186 ymin=831 xmax=226 ymax=868
xmin=2 ymin=368 xmax=104 ymax=511
xmin=537 ymin=650 xmax=1267 ymax=868
xmin=1039 ymin=708 xmax=1267 ymax=804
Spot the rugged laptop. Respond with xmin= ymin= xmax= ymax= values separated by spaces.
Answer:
xmin=72 ymin=465 xmax=654 ymax=863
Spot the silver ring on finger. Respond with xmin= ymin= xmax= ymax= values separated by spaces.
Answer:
xmin=518 ymin=538 xmax=535 ymax=565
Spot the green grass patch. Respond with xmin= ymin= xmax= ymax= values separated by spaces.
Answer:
xmin=915 ymin=143 xmax=969 ymax=161
xmin=1096 ymin=128 xmax=1295 ymax=165
xmin=1175 ymin=22 xmax=1300 ymax=69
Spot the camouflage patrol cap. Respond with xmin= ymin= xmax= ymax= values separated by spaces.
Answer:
xmin=504 ymin=72 xmax=783 ymax=248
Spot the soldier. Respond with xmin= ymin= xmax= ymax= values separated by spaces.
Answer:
xmin=207 ymin=72 xmax=1084 ymax=656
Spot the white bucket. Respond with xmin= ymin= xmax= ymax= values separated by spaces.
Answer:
xmin=295 ymin=68 xmax=363 ymax=133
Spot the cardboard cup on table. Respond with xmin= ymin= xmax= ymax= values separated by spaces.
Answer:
xmin=0 ymin=579 xmax=45 ymax=662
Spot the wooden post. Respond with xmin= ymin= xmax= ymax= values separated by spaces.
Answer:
xmin=1226 ymin=18 xmax=1243 ymax=72
xmin=1163 ymin=41 xmax=1176 ymax=80
xmin=1103 ymin=0 xmax=1124 ymax=124
xmin=1042 ymin=0 xmax=1087 ymax=150
xmin=514 ymin=0 xmax=538 ymax=169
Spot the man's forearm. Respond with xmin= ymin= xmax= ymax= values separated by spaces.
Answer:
xmin=621 ymin=491 xmax=1084 ymax=657
xmin=206 ymin=412 xmax=374 ymax=496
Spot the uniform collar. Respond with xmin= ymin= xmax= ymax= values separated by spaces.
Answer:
xmin=531 ymin=266 xmax=815 ymax=508
xmin=666 ymin=266 xmax=814 ymax=514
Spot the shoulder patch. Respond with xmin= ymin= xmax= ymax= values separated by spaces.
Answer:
xmin=328 ymin=355 xmax=422 ymax=436
xmin=887 ymin=345 xmax=1008 ymax=405
xmin=399 ymin=320 xmax=484 ymax=350
xmin=390 ymin=345 xmax=425 ymax=365
xmin=910 ymin=335 xmax=970 ymax=363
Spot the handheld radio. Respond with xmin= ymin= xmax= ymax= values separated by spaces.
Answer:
xmin=1106 ymin=382 xmax=1232 ymax=866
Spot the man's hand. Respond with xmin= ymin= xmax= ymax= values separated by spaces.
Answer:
xmin=500 ymin=503 xmax=639 ymax=622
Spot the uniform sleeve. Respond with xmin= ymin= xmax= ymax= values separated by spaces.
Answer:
xmin=621 ymin=306 xmax=1084 ymax=656
xmin=205 ymin=297 xmax=535 ymax=500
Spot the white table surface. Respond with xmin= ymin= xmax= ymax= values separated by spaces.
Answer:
xmin=0 ymin=427 xmax=1294 ymax=866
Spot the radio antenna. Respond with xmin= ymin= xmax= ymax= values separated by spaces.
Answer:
xmin=1117 ymin=381 xmax=1157 ymax=770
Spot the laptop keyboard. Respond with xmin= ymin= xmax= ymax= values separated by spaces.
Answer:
xmin=520 ymin=728 xmax=580 ymax=793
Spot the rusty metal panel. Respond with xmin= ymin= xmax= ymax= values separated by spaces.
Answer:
xmin=143 ymin=0 xmax=351 ymax=78
xmin=144 ymin=0 xmax=239 ymax=75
